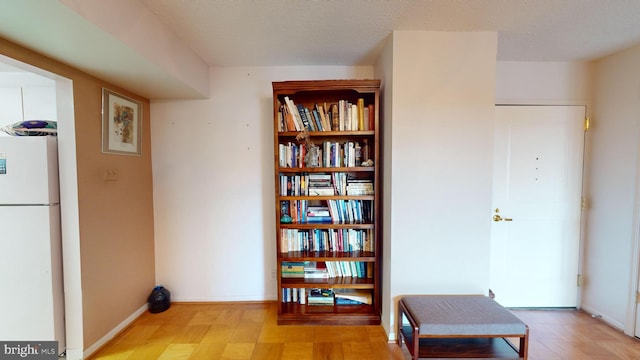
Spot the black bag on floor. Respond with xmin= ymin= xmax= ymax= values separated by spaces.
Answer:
xmin=148 ymin=285 xmax=171 ymax=313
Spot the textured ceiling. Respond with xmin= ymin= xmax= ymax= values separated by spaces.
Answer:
xmin=2 ymin=0 xmax=640 ymax=99
xmin=142 ymin=0 xmax=640 ymax=66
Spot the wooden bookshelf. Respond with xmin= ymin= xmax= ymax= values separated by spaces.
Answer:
xmin=272 ymin=79 xmax=381 ymax=325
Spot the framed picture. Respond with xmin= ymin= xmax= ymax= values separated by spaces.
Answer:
xmin=102 ymin=88 xmax=142 ymax=156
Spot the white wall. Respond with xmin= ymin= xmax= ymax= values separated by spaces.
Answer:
xmin=151 ymin=66 xmax=374 ymax=301
xmin=0 ymin=71 xmax=56 ymax=131
xmin=383 ymin=31 xmax=497 ymax=337
xmin=583 ymin=44 xmax=640 ymax=333
xmin=496 ymin=61 xmax=593 ymax=107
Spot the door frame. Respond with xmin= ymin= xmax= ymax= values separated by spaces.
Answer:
xmin=628 ymin=136 xmax=640 ymax=337
xmin=0 ymin=54 xmax=83 ymax=357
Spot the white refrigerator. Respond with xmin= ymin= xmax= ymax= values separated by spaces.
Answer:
xmin=0 ymin=136 xmax=65 ymax=354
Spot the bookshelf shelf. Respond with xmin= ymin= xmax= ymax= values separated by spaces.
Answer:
xmin=281 ymin=277 xmax=375 ymax=288
xmin=280 ymin=223 xmax=374 ymax=230
xmin=281 ymin=250 xmax=376 ymax=261
xmin=280 ymin=195 xmax=375 ymax=201
xmin=273 ymin=79 xmax=381 ymax=325
xmin=278 ymin=130 xmax=375 ymax=137
xmin=278 ymin=302 xmax=379 ymax=325
xmin=278 ymin=167 xmax=375 ymax=173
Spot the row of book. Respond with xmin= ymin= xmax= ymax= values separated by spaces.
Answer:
xmin=280 ymin=228 xmax=374 ymax=253
xmin=325 ymin=261 xmax=373 ymax=278
xmin=279 ymin=173 xmax=373 ymax=197
xmin=281 ymin=200 xmax=373 ymax=224
xmin=278 ymin=140 xmax=371 ymax=169
xmin=281 ymin=261 xmax=374 ymax=279
xmin=277 ymin=97 xmax=374 ymax=133
xmin=281 ymin=288 xmax=372 ymax=305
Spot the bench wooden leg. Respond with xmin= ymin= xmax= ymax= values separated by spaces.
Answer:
xmin=397 ymin=300 xmax=419 ymax=360
xmin=520 ymin=326 xmax=529 ymax=360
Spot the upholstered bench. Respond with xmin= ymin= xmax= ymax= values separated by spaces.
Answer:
xmin=396 ymin=295 xmax=528 ymax=359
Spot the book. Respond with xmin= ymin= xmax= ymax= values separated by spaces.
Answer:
xmin=357 ymin=98 xmax=364 ymax=130
xmin=330 ymin=103 xmax=339 ymax=131
xmin=316 ymin=103 xmax=331 ymax=131
xmin=282 ymin=262 xmax=304 ymax=273
xmin=308 ymin=187 xmax=334 ymax=196
xmin=351 ymin=104 xmax=358 ymax=130
xmin=311 ymin=108 xmax=323 ymax=131
xmin=277 ymin=105 xmax=284 ymax=131
xmin=336 ymin=298 xmax=364 ymax=305
xmin=368 ymin=104 xmax=374 ymax=131
xmin=304 ymin=262 xmax=329 ymax=278
xmin=304 ymin=107 xmax=322 ymax=131
xmin=306 ymin=215 xmax=332 ymax=223
xmin=299 ymin=288 xmax=306 ymax=304
xmin=346 ymin=182 xmax=373 ymax=195
xmin=307 ymin=288 xmax=334 ymax=305
xmin=283 ymin=104 xmax=296 ymax=131
xmin=363 ymin=105 xmax=369 ymax=131
xmin=297 ymin=104 xmax=313 ymax=131
xmin=283 ymin=96 xmax=303 ymax=131
xmin=307 ymin=206 xmax=330 ymax=216
xmin=333 ymin=289 xmax=372 ymax=305
xmin=281 ymin=272 xmax=304 ymax=278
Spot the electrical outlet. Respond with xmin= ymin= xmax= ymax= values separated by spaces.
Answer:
xmin=271 ymin=270 xmax=276 ymax=280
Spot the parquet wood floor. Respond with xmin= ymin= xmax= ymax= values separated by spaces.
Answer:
xmin=87 ymin=302 xmax=640 ymax=359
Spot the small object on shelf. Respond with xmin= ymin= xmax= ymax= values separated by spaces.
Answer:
xmin=280 ymin=214 xmax=292 ymax=223
xmin=305 ymin=145 xmax=320 ymax=167
xmin=361 ymin=159 xmax=374 ymax=167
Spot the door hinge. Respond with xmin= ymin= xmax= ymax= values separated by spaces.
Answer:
xmin=584 ymin=117 xmax=591 ymax=131
xmin=577 ymin=274 xmax=583 ymax=287
xmin=581 ymin=197 xmax=587 ymax=209
xmin=636 ymin=291 xmax=640 ymax=303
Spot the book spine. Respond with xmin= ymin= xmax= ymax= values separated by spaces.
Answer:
xmin=297 ymin=104 xmax=313 ymax=131
xmin=316 ymin=103 xmax=330 ymax=131
xmin=311 ymin=109 xmax=323 ymax=132
xmin=283 ymin=96 xmax=302 ymax=131
xmin=331 ymin=103 xmax=339 ymax=131
xmin=368 ymin=103 xmax=374 ymax=131
xmin=338 ymin=100 xmax=345 ymax=131
xmin=357 ymin=98 xmax=365 ymax=131
xmin=351 ymin=103 xmax=358 ymax=131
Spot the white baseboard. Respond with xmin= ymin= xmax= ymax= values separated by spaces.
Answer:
xmin=63 ymin=348 xmax=83 ymax=360
xmin=83 ymin=303 xmax=148 ymax=358
xmin=579 ymin=304 xmax=625 ymax=331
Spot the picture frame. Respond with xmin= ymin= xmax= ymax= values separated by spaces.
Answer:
xmin=102 ymin=88 xmax=142 ymax=156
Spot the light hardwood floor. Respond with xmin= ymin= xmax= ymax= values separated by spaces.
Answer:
xmin=88 ymin=302 xmax=640 ymax=360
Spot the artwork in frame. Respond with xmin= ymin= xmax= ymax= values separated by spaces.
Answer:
xmin=102 ymin=88 xmax=142 ymax=156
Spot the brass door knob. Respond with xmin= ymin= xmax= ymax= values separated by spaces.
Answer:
xmin=493 ymin=214 xmax=513 ymax=222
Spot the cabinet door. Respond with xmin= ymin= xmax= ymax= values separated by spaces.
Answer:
xmin=0 ymin=87 xmax=23 ymax=127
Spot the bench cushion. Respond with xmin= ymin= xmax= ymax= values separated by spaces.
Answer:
xmin=402 ymin=295 xmax=527 ymax=336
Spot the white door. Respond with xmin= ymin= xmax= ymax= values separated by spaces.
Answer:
xmin=490 ymin=105 xmax=585 ymax=308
